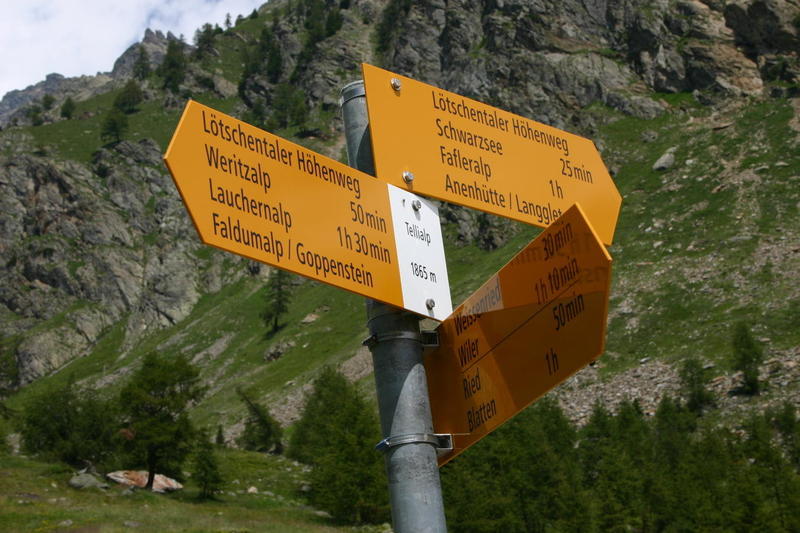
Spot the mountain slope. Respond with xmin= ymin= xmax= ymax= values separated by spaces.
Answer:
xmin=0 ymin=0 xmax=798 ymax=440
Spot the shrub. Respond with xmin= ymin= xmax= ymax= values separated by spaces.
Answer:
xmin=19 ymin=379 xmax=118 ymax=467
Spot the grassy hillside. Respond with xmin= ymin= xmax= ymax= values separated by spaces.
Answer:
xmin=0 ymin=451 xmax=386 ymax=532
xmin=598 ymin=98 xmax=800 ymax=374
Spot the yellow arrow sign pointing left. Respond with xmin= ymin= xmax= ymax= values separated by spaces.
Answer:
xmin=164 ymin=100 xmax=453 ymax=319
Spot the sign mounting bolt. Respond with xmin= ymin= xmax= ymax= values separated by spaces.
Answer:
xmin=402 ymin=171 xmax=414 ymax=184
xmin=412 ymin=199 xmax=422 ymax=211
xmin=391 ymin=77 xmax=402 ymax=91
xmin=426 ymin=299 xmax=436 ymax=310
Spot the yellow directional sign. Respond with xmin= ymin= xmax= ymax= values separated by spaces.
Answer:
xmin=362 ymin=63 xmax=622 ymax=246
xmin=164 ymin=100 xmax=453 ymax=319
xmin=424 ymin=204 xmax=612 ymax=465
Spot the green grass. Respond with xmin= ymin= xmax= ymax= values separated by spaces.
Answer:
xmin=0 ymin=452 xmax=375 ymax=532
xmin=594 ymin=97 xmax=800 ymax=374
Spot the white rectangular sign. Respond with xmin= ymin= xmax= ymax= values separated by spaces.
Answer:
xmin=388 ymin=185 xmax=452 ymax=319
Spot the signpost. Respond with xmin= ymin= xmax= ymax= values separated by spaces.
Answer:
xmin=164 ymin=100 xmax=452 ymax=320
xmin=424 ymin=204 xmax=613 ymax=465
xmin=164 ymin=64 xmax=620 ymax=531
xmin=362 ymin=63 xmax=622 ymax=246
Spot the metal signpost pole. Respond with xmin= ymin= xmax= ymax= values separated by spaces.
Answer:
xmin=340 ymin=80 xmax=448 ymax=533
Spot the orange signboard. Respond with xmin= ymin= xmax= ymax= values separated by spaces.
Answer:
xmin=163 ymin=100 xmax=452 ymax=319
xmin=424 ymin=204 xmax=612 ymax=465
xmin=362 ymin=63 xmax=622 ymax=246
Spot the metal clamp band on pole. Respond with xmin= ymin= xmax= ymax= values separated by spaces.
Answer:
xmin=362 ymin=331 xmax=421 ymax=348
xmin=376 ymin=433 xmax=454 ymax=455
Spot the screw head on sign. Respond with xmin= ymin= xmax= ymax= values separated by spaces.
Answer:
xmin=412 ymin=200 xmax=422 ymax=211
xmin=390 ymin=77 xmax=402 ymax=91
xmin=402 ymin=171 xmax=414 ymax=184
xmin=426 ymin=299 xmax=436 ymax=310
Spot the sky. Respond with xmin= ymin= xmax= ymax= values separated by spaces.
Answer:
xmin=0 ymin=0 xmax=266 ymax=99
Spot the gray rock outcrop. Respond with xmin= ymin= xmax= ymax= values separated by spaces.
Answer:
xmin=0 ymin=135 xmax=249 ymax=384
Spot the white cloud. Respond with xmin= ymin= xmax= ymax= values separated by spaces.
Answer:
xmin=0 ymin=0 xmax=265 ymax=99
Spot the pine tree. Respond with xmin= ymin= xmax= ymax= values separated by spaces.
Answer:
xmin=266 ymin=45 xmax=283 ymax=84
xmin=26 ymin=105 xmax=44 ymax=126
xmin=100 ymin=108 xmax=128 ymax=144
xmin=289 ymin=367 xmax=388 ymax=524
xmin=772 ymin=401 xmax=800 ymax=469
xmin=118 ymin=352 xmax=204 ymax=489
xmin=269 ymin=84 xmax=308 ymax=129
xmin=258 ymin=27 xmax=283 ymax=84
xmin=236 ymin=389 xmax=283 ymax=453
xmin=325 ymin=9 xmax=343 ymax=36
xmin=157 ymin=39 xmax=187 ymax=93
xmin=215 ymin=425 xmax=226 ymax=447
xmin=262 ymin=269 xmax=292 ymax=333
xmin=113 ymin=80 xmax=144 ymax=114
xmin=193 ymin=430 xmax=223 ymax=499
xmin=60 ymin=97 xmax=76 ymax=119
xmin=732 ymin=322 xmax=764 ymax=394
xmin=194 ymin=23 xmax=216 ymax=59
xmin=679 ymin=356 xmax=714 ymax=413
xmin=288 ymin=367 xmax=349 ymax=465
xmin=41 ymin=94 xmax=55 ymax=111
xmin=132 ymin=46 xmax=150 ymax=80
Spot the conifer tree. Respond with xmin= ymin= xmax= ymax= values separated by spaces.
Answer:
xmin=132 ymin=46 xmax=150 ymax=80
xmin=289 ymin=367 xmax=388 ymax=524
xmin=158 ymin=39 xmax=187 ymax=93
xmin=266 ymin=46 xmax=283 ymax=84
xmin=262 ymin=269 xmax=292 ymax=333
xmin=772 ymin=401 xmax=800 ymax=469
xmin=258 ymin=27 xmax=283 ymax=84
xmin=269 ymin=84 xmax=308 ymax=129
xmin=100 ymin=108 xmax=128 ymax=143
xmin=26 ymin=105 xmax=44 ymax=126
xmin=325 ymin=9 xmax=343 ymax=36
xmin=41 ymin=94 xmax=55 ymax=111
xmin=194 ymin=23 xmax=216 ymax=58
xmin=679 ymin=356 xmax=714 ymax=412
xmin=236 ymin=389 xmax=283 ymax=453
xmin=288 ymin=367 xmax=349 ymax=465
xmin=60 ymin=97 xmax=76 ymax=119
xmin=732 ymin=321 xmax=764 ymax=394
xmin=193 ymin=430 xmax=223 ymax=499
xmin=113 ymin=80 xmax=144 ymax=114
xmin=118 ymin=352 xmax=204 ymax=489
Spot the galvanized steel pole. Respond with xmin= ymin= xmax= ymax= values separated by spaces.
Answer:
xmin=340 ymin=80 xmax=448 ymax=533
